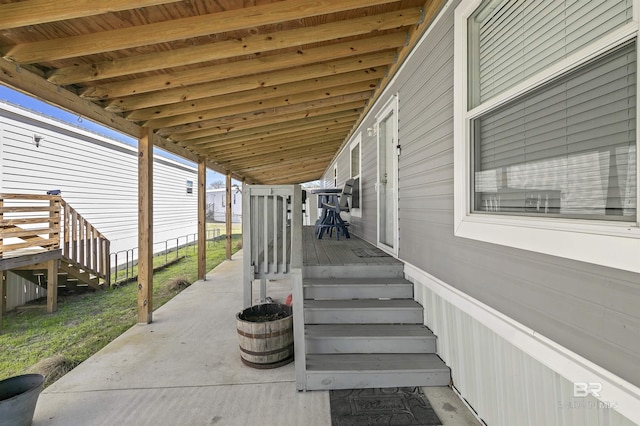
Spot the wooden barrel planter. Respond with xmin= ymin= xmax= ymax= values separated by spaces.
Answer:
xmin=236 ymin=303 xmax=293 ymax=369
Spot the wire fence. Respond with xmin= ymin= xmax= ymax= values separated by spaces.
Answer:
xmin=110 ymin=228 xmax=235 ymax=284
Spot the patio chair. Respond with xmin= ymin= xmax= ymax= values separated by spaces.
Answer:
xmin=316 ymin=179 xmax=354 ymax=239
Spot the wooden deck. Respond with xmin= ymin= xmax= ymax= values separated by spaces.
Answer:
xmin=302 ymin=226 xmax=401 ymax=267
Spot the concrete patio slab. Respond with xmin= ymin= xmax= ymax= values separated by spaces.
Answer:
xmin=32 ymin=251 xmax=480 ymax=426
xmin=33 ymin=252 xmax=330 ymax=426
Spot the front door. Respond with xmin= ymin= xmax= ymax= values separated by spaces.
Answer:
xmin=376 ymin=96 xmax=398 ymax=254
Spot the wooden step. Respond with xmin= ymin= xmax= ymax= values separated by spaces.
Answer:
xmin=306 ymin=324 xmax=436 ymax=354
xmin=304 ymin=299 xmax=423 ymax=324
xmin=303 ymin=263 xmax=404 ymax=280
xmin=305 ymin=353 xmax=450 ymax=390
xmin=304 ymin=278 xmax=413 ymax=299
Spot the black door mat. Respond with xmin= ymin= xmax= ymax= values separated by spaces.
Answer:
xmin=352 ymin=247 xmax=390 ymax=257
xmin=330 ymin=387 xmax=442 ymax=426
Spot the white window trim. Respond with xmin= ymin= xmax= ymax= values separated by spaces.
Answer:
xmin=350 ymin=133 xmax=362 ymax=218
xmin=453 ymin=0 xmax=640 ymax=274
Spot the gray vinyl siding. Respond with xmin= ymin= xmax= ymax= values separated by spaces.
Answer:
xmin=0 ymin=103 xmax=198 ymax=255
xmin=329 ymin=0 xmax=640 ymax=388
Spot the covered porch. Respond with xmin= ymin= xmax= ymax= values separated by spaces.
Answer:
xmin=31 ymin=250 xmax=478 ymax=426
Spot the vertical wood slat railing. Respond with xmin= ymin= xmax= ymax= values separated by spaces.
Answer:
xmin=0 ymin=194 xmax=110 ymax=287
xmin=60 ymin=200 xmax=110 ymax=287
xmin=242 ymin=185 xmax=305 ymax=390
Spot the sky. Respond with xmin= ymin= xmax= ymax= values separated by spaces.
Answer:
xmin=0 ymin=85 xmax=227 ymax=186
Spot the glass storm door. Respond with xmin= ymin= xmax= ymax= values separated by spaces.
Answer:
xmin=377 ymin=98 xmax=398 ymax=253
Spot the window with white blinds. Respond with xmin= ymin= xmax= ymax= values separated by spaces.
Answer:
xmin=468 ymin=0 xmax=634 ymax=109
xmin=473 ymin=42 xmax=637 ymax=220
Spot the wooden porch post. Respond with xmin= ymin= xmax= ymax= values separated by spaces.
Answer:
xmin=226 ymin=171 xmax=232 ymax=260
xmin=0 ymin=271 xmax=5 ymax=333
xmin=198 ymin=158 xmax=206 ymax=280
xmin=47 ymin=259 xmax=58 ymax=313
xmin=138 ymin=127 xmax=153 ymax=324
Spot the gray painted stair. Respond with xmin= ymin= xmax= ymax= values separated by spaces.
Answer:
xmin=302 ymin=272 xmax=450 ymax=390
xmin=303 ymin=263 xmax=404 ymax=280
xmin=306 ymin=324 xmax=436 ymax=354
xmin=304 ymin=277 xmax=413 ymax=299
xmin=304 ymin=299 xmax=424 ymax=324
xmin=305 ymin=354 xmax=450 ymax=390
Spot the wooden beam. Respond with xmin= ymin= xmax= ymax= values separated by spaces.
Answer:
xmin=0 ymin=0 xmax=182 ymax=30
xmin=343 ymin=0 xmax=448 ymax=154
xmin=125 ymin=73 xmax=376 ymax=122
xmin=82 ymin=37 xmax=402 ymax=99
xmin=0 ymin=57 xmax=223 ymax=178
xmin=143 ymin=81 xmax=377 ymax=129
xmin=3 ymin=0 xmax=400 ymax=63
xmin=249 ymin=167 xmax=328 ymax=184
xmin=49 ymin=8 xmax=421 ymax=85
xmin=135 ymin=79 xmax=376 ymax=128
xmin=225 ymin=172 xmax=232 ymax=260
xmin=165 ymin=100 xmax=367 ymax=140
xmin=107 ymin=67 xmax=386 ymax=113
xmin=0 ymin=249 xmax=62 ymax=272
xmin=0 ymin=57 xmax=141 ymax=138
xmin=179 ymin=111 xmax=360 ymax=147
xmin=234 ymin=153 xmax=339 ymax=174
xmin=0 ymin=198 xmax=3 ymax=259
xmin=199 ymin=133 xmax=347 ymax=162
xmin=138 ymin=127 xmax=153 ymax=324
xmin=191 ymin=124 xmax=353 ymax=154
xmin=0 ymin=271 xmax=5 ymax=333
xmin=47 ymin=260 xmax=58 ymax=313
xmin=198 ymin=159 xmax=206 ymax=281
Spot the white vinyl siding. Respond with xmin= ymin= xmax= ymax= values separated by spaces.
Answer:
xmin=0 ymin=103 xmax=198 ymax=255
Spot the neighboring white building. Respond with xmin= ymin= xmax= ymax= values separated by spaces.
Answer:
xmin=206 ymin=187 xmax=242 ymax=223
xmin=0 ymin=101 xmax=199 ymax=309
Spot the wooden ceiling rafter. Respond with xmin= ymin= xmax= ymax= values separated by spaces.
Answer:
xmin=1 ymin=0 xmax=402 ymax=63
xmin=105 ymin=65 xmax=387 ymax=114
xmin=46 ymin=8 xmax=422 ymax=85
xmin=0 ymin=0 xmax=445 ymax=185
xmin=190 ymin=122 xmax=355 ymax=151
xmin=125 ymin=71 xmax=381 ymax=122
xmin=179 ymin=111 xmax=361 ymax=147
xmin=0 ymin=0 xmax=183 ymax=30
xmin=198 ymin=131 xmax=351 ymax=161
xmin=164 ymin=101 xmax=366 ymax=141
xmin=80 ymin=37 xmax=403 ymax=100
xmin=142 ymin=81 xmax=378 ymax=129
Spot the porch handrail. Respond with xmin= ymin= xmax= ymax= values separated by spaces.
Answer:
xmin=0 ymin=194 xmax=110 ymax=287
xmin=242 ymin=185 xmax=303 ymax=300
xmin=242 ymin=184 xmax=305 ymax=390
xmin=0 ymin=194 xmax=61 ymax=257
xmin=60 ymin=199 xmax=110 ymax=286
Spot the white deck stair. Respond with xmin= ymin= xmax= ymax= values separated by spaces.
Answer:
xmin=301 ymin=270 xmax=451 ymax=390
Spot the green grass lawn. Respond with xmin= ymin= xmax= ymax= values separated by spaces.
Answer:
xmin=0 ymin=235 xmax=241 ymax=387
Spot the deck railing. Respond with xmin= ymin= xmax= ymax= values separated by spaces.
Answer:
xmin=242 ymin=184 xmax=305 ymax=389
xmin=0 ymin=194 xmax=110 ymax=286
xmin=60 ymin=199 xmax=110 ymax=285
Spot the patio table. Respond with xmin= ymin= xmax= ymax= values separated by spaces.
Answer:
xmin=311 ymin=188 xmax=350 ymax=240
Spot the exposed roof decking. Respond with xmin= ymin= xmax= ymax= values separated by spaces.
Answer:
xmin=0 ymin=0 xmax=445 ymax=184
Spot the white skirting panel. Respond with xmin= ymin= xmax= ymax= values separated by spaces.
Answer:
xmin=404 ymin=263 xmax=640 ymax=426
